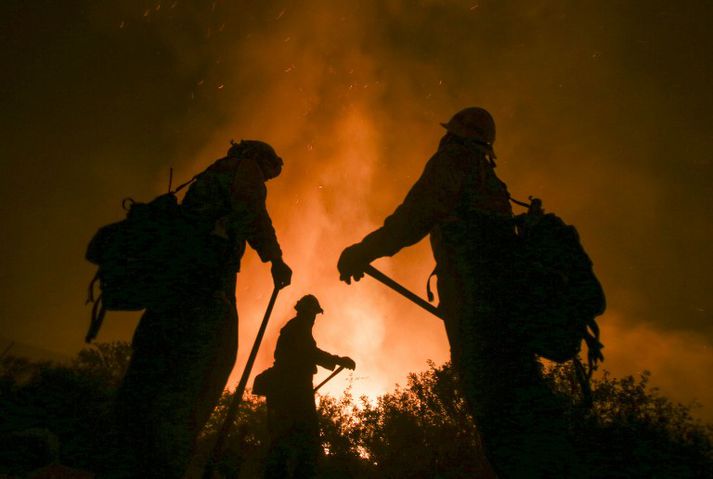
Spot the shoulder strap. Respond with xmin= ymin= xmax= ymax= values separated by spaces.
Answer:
xmin=85 ymin=294 xmax=106 ymax=344
xmin=171 ymin=173 xmax=201 ymax=194
xmin=166 ymin=162 xmax=220 ymax=196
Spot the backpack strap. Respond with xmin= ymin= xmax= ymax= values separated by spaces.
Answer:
xmin=425 ymin=267 xmax=438 ymax=302
xmin=573 ymin=356 xmax=594 ymax=408
xmin=86 ymin=271 xmax=100 ymax=305
xmin=508 ymin=195 xmax=532 ymax=209
xmin=171 ymin=173 xmax=201 ymax=194
xmin=584 ymin=318 xmax=604 ymax=371
xmin=85 ymin=294 xmax=106 ymax=344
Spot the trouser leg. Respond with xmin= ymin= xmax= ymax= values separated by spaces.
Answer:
xmin=112 ymin=296 xmax=237 ymax=479
xmin=441 ymin=274 xmax=573 ymax=478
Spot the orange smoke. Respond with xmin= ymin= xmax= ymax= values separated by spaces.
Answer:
xmin=165 ymin=2 xmax=713 ymax=419
xmin=4 ymin=1 xmax=710 ymax=424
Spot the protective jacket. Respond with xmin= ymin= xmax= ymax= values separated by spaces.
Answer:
xmin=358 ymin=136 xmax=512 ymax=268
xmin=274 ymin=317 xmax=340 ymax=383
xmin=181 ymin=155 xmax=282 ymax=278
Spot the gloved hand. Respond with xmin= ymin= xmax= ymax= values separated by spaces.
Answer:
xmin=271 ymin=258 xmax=292 ymax=290
xmin=338 ymin=356 xmax=356 ymax=370
xmin=337 ymin=243 xmax=371 ymax=284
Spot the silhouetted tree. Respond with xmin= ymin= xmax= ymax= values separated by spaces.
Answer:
xmin=191 ymin=391 xmax=270 ymax=479
xmin=1 ymin=344 xmax=711 ymax=478
xmin=550 ymin=364 xmax=713 ymax=478
xmin=0 ymin=342 xmax=131 ymax=475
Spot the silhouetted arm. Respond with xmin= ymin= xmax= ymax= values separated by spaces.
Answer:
xmin=360 ymin=145 xmax=472 ymax=258
xmin=314 ymin=348 xmax=340 ymax=371
xmin=231 ymin=158 xmax=283 ymax=262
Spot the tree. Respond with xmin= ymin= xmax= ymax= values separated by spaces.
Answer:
xmin=2 ymin=344 xmax=712 ymax=478
xmin=0 ymin=342 xmax=131 ymax=476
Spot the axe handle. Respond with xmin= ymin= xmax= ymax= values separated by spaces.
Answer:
xmin=314 ymin=366 xmax=346 ymax=393
xmin=364 ymin=265 xmax=443 ymax=320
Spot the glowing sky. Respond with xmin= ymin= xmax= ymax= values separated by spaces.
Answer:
xmin=1 ymin=1 xmax=712 ymax=419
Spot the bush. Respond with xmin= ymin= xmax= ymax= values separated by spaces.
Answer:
xmin=2 ymin=344 xmax=711 ymax=478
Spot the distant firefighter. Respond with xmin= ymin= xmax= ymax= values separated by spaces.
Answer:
xmin=338 ymin=108 xmax=574 ymax=477
xmin=113 ymin=140 xmax=292 ymax=478
xmin=258 ymin=294 xmax=355 ymax=479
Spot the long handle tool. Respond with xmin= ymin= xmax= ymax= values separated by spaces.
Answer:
xmin=313 ymin=366 xmax=346 ymax=394
xmin=203 ymin=287 xmax=279 ymax=479
xmin=364 ymin=265 xmax=443 ymax=320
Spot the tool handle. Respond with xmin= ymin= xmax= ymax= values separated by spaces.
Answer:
xmin=314 ymin=365 xmax=346 ymax=393
xmin=364 ymin=265 xmax=443 ymax=319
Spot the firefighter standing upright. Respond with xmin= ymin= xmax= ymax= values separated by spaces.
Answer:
xmin=113 ymin=140 xmax=292 ymax=478
xmin=337 ymin=108 xmax=573 ymax=478
xmin=263 ymin=294 xmax=356 ymax=479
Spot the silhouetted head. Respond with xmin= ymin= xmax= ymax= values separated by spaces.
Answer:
xmin=227 ymin=139 xmax=284 ymax=180
xmin=441 ymin=107 xmax=496 ymax=146
xmin=294 ymin=294 xmax=324 ymax=318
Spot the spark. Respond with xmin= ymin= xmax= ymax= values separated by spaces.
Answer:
xmin=119 ymin=20 xmax=125 ymax=29
xmin=470 ymin=3 xmax=479 ymax=10
xmin=217 ymin=84 xmax=224 ymax=90
xmin=276 ymin=9 xmax=287 ymax=20
xmin=284 ymin=64 xmax=295 ymax=73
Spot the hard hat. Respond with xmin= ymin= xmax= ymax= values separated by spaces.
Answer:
xmin=294 ymin=294 xmax=324 ymax=315
xmin=440 ymin=107 xmax=496 ymax=145
xmin=228 ymin=139 xmax=283 ymax=169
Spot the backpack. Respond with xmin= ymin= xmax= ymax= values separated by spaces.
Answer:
xmin=252 ymin=366 xmax=277 ymax=397
xmin=512 ymin=197 xmax=606 ymax=375
xmin=84 ymin=174 xmax=224 ymax=343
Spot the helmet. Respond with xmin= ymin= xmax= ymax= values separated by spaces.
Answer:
xmin=440 ymin=107 xmax=496 ymax=145
xmin=294 ymin=294 xmax=324 ymax=315
xmin=228 ymin=139 xmax=283 ymax=171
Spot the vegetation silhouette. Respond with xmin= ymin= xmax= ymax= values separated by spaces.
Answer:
xmin=1 ymin=342 xmax=712 ymax=478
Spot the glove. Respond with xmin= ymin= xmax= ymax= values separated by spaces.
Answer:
xmin=339 ymin=356 xmax=356 ymax=370
xmin=271 ymin=258 xmax=292 ymax=290
xmin=337 ymin=243 xmax=371 ymax=284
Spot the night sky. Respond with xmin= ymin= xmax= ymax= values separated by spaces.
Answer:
xmin=2 ymin=1 xmax=712 ymax=419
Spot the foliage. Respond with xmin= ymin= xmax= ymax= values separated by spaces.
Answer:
xmin=1 ymin=343 xmax=712 ymax=478
xmin=189 ymin=391 xmax=270 ymax=479
xmin=320 ymin=361 xmax=492 ymax=479
xmin=550 ymin=364 xmax=713 ymax=478
xmin=0 ymin=342 xmax=131 ymax=475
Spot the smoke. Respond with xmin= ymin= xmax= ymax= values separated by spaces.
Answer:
xmin=1 ymin=1 xmax=712 ymax=416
